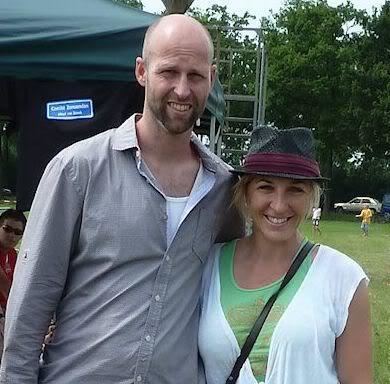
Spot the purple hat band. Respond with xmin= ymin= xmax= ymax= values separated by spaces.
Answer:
xmin=243 ymin=152 xmax=321 ymax=178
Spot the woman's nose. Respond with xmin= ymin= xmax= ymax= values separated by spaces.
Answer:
xmin=269 ymin=192 xmax=288 ymax=212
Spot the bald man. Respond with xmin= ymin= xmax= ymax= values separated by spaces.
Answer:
xmin=0 ymin=15 xmax=243 ymax=384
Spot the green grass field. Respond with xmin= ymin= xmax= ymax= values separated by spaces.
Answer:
xmin=301 ymin=219 xmax=390 ymax=384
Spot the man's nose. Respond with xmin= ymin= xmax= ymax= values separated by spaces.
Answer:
xmin=174 ymin=75 xmax=191 ymax=99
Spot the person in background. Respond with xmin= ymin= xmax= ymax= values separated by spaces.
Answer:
xmin=311 ymin=206 xmax=322 ymax=235
xmin=0 ymin=14 xmax=243 ymax=384
xmin=0 ymin=269 xmax=9 ymax=362
xmin=356 ymin=204 xmax=373 ymax=237
xmin=0 ymin=209 xmax=26 ymax=312
xmin=0 ymin=209 xmax=26 ymax=361
xmin=0 ymin=269 xmax=11 ymax=304
xmin=199 ymin=126 xmax=372 ymax=384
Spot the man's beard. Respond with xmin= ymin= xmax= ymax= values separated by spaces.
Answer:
xmin=147 ymin=94 xmax=204 ymax=135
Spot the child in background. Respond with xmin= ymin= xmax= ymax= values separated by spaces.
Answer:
xmin=0 ymin=209 xmax=27 ymax=311
xmin=0 ymin=209 xmax=26 ymax=361
xmin=356 ymin=204 xmax=373 ymax=237
xmin=312 ymin=206 xmax=322 ymax=235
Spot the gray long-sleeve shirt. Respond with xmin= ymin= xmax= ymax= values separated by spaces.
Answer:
xmin=0 ymin=114 xmax=243 ymax=384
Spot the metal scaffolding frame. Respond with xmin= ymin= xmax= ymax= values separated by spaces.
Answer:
xmin=204 ymin=25 xmax=268 ymax=166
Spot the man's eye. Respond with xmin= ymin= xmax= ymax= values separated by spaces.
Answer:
xmin=189 ymin=73 xmax=204 ymax=80
xmin=161 ymin=70 xmax=175 ymax=76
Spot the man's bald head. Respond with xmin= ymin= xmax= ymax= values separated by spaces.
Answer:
xmin=142 ymin=14 xmax=214 ymax=66
xmin=135 ymin=14 xmax=216 ymax=136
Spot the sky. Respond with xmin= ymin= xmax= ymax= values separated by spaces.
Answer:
xmin=142 ymin=0 xmax=386 ymax=27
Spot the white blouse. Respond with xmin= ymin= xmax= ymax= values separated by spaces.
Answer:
xmin=199 ymin=244 xmax=368 ymax=384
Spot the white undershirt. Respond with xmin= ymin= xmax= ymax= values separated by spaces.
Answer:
xmin=165 ymin=161 xmax=214 ymax=247
xmin=165 ymin=195 xmax=190 ymax=246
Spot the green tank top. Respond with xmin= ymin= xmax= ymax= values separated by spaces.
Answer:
xmin=220 ymin=239 xmax=312 ymax=382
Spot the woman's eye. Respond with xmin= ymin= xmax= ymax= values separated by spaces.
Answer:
xmin=257 ymin=184 xmax=272 ymax=191
xmin=290 ymin=187 xmax=305 ymax=193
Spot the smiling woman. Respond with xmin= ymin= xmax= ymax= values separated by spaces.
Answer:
xmin=242 ymin=176 xmax=314 ymax=244
xmin=198 ymin=126 xmax=373 ymax=384
xmin=233 ymin=175 xmax=321 ymax=224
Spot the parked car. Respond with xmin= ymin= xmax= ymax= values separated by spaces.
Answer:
xmin=380 ymin=193 xmax=390 ymax=221
xmin=0 ymin=188 xmax=12 ymax=196
xmin=334 ymin=197 xmax=382 ymax=213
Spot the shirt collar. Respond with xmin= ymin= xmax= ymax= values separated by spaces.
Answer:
xmin=112 ymin=113 xmax=229 ymax=174
xmin=112 ymin=113 xmax=140 ymax=152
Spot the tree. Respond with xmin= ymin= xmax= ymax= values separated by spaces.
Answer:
xmin=332 ymin=157 xmax=390 ymax=202
xmin=264 ymin=0 xmax=367 ymax=163
xmin=262 ymin=0 xmax=374 ymax=207
xmin=262 ymin=0 xmax=390 ymax=206
xmin=113 ymin=0 xmax=143 ymax=10
xmin=351 ymin=1 xmax=390 ymax=161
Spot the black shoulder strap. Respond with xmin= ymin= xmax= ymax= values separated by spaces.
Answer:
xmin=226 ymin=241 xmax=315 ymax=384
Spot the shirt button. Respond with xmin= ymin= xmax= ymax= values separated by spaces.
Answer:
xmin=155 ymin=295 xmax=160 ymax=302
xmin=136 ymin=375 xmax=142 ymax=382
xmin=145 ymin=335 xmax=151 ymax=342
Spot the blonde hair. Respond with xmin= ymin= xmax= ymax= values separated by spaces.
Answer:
xmin=232 ymin=175 xmax=322 ymax=221
xmin=232 ymin=175 xmax=257 ymax=220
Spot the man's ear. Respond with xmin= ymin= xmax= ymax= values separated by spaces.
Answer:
xmin=210 ymin=64 xmax=217 ymax=88
xmin=135 ymin=57 xmax=147 ymax=87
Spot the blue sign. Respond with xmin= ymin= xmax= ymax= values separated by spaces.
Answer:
xmin=47 ymin=99 xmax=94 ymax=120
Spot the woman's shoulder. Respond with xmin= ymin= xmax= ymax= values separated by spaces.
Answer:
xmin=315 ymin=244 xmax=368 ymax=282
xmin=317 ymin=244 xmax=361 ymax=264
